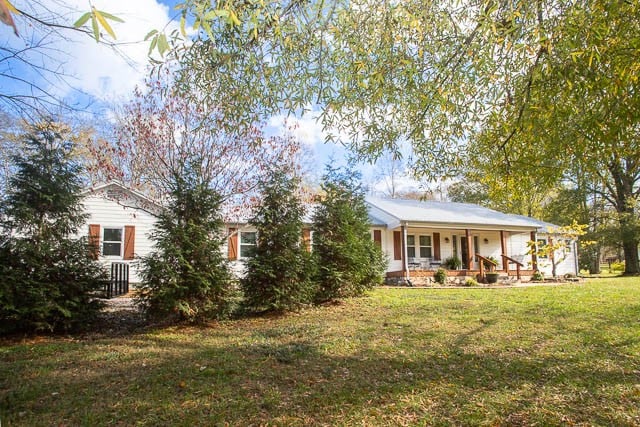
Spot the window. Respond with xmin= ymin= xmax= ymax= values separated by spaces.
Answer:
xmin=103 ymin=228 xmax=122 ymax=256
xmin=407 ymin=234 xmax=432 ymax=258
xmin=407 ymin=235 xmax=416 ymax=258
xmin=537 ymin=238 xmax=548 ymax=258
xmin=564 ymin=240 xmax=572 ymax=253
xmin=240 ymin=232 xmax=257 ymax=258
xmin=419 ymin=235 xmax=432 ymax=258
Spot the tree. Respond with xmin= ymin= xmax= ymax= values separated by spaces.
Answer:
xmin=312 ymin=164 xmax=386 ymax=303
xmin=0 ymin=119 xmax=107 ymax=333
xmin=528 ymin=222 xmax=588 ymax=278
xmin=153 ymin=0 xmax=640 ymax=272
xmin=241 ymin=170 xmax=313 ymax=313
xmin=136 ymin=165 xmax=233 ymax=322
xmin=88 ymin=72 xmax=302 ymax=211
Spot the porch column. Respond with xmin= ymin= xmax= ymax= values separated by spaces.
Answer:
xmin=530 ymin=231 xmax=538 ymax=271
xmin=500 ymin=230 xmax=508 ymax=272
xmin=465 ymin=228 xmax=473 ymax=270
xmin=402 ymin=225 xmax=409 ymax=279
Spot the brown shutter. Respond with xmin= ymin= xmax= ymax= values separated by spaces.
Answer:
xmin=302 ymin=228 xmax=311 ymax=252
xmin=393 ymin=231 xmax=402 ymax=260
xmin=228 ymin=228 xmax=238 ymax=260
xmin=123 ymin=225 xmax=135 ymax=260
xmin=88 ymin=224 xmax=100 ymax=259
xmin=433 ymin=232 xmax=441 ymax=260
xmin=373 ymin=230 xmax=382 ymax=248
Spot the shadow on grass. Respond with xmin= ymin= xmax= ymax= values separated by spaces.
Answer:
xmin=2 ymin=319 xmax=639 ymax=426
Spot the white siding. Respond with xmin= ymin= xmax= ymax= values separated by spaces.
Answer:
xmin=536 ymin=236 xmax=579 ymax=277
xmin=81 ymin=193 xmax=158 ymax=283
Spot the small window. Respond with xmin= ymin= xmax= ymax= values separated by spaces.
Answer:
xmin=537 ymin=238 xmax=548 ymax=259
xmin=407 ymin=235 xmax=416 ymax=258
xmin=103 ymin=228 xmax=122 ymax=256
xmin=419 ymin=235 xmax=432 ymax=258
xmin=240 ymin=232 xmax=257 ymax=258
xmin=565 ymin=240 xmax=572 ymax=253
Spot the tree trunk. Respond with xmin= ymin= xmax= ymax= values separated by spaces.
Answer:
xmin=621 ymin=235 xmax=639 ymax=275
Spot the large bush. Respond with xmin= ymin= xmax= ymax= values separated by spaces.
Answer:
xmin=312 ymin=165 xmax=386 ymax=302
xmin=137 ymin=170 xmax=232 ymax=322
xmin=241 ymin=170 xmax=314 ymax=312
xmin=0 ymin=120 xmax=107 ymax=334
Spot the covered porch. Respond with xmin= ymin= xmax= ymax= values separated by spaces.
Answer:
xmin=385 ymin=224 xmax=538 ymax=282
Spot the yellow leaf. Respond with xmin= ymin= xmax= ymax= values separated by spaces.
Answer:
xmin=94 ymin=8 xmax=116 ymax=40
xmin=229 ymin=9 xmax=241 ymax=26
xmin=5 ymin=0 xmax=18 ymax=14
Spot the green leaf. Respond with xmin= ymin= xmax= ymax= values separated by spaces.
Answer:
xmin=91 ymin=14 xmax=100 ymax=41
xmin=145 ymin=29 xmax=159 ymax=41
xmin=73 ymin=12 xmax=91 ymax=28
xmin=180 ymin=15 xmax=187 ymax=37
xmin=157 ymin=33 xmax=169 ymax=56
xmin=148 ymin=34 xmax=158 ymax=56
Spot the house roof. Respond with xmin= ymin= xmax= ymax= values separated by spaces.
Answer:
xmin=365 ymin=196 xmax=549 ymax=231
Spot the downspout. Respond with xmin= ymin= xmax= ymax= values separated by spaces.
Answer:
xmin=402 ymin=224 xmax=410 ymax=282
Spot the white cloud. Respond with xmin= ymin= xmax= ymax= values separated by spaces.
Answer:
xmin=10 ymin=0 xmax=177 ymax=105
xmin=267 ymin=111 xmax=326 ymax=147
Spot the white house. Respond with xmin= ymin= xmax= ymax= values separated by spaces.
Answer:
xmin=79 ymin=183 xmax=577 ymax=284
xmin=365 ymin=197 xmax=578 ymax=283
xmin=81 ymin=182 xmax=161 ymax=283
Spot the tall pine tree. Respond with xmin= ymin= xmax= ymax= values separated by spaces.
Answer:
xmin=0 ymin=120 xmax=107 ymax=334
xmin=241 ymin=170 xmax=313 ymax=313
xmin=312 ymin=165 xmax=386 ymax=303
xmin=137 ymin=163 xmax=233 ymax=322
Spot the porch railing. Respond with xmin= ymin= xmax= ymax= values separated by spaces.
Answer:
xmin=501 ymin=255 xmax=524 ymax=280
xmin=476 ymin=253 xmax=498 ymax=281
xmin=105 ymin=262 xmax=129 ymax=298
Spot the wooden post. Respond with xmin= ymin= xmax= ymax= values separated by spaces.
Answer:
xmin=465 ymin=229 xmax=473 ymax=270
xmin=500 ymin=230 xmax=508 ymax=272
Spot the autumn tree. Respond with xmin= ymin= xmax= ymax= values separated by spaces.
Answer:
xmin=88 ymin=72 xmax=302 ymax=215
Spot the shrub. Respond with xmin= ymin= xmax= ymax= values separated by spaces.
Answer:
xmin=241 ymin=171 xmax=314 ymax=313
xmin=434 ymin=268 xmax=447 ymax=285
xmin=532 ymin=270 xmax=544 ymax=281
xmin=465 ymin=278 xmax=479 ymax=287
xmin=443 ymin=256 xmax=462 ymax=270
xmin=0 ymin=120 xmax=107 ymax=334
xmin=610 ymin=261 xmax=625 ymax=273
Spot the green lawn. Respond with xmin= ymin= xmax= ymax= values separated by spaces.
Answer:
xmin=2 ymin=278 xmax=640 ymax=426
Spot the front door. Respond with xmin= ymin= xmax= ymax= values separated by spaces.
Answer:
xmin=460 ymin=236 xmax=469 ymax=269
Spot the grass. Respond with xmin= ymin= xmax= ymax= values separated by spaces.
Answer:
xmin=2 ymin=277 xmax=640 ymax=426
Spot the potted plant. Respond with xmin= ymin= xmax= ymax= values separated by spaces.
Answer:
xmin=443 ymin=256 xmax=462 ymax=270
xmin=482 ymin=256 xmax=499 ymax=270
xmin=485 ymin=272 xmax=499 ymax=284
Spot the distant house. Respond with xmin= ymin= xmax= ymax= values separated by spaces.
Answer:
xmin=365 ymin=197 xmax=578 ymax=283
xmin=79 ymin=183 xmax=577 ymax=284
xmin=81 ymin=182 xmax=162 ymax=283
